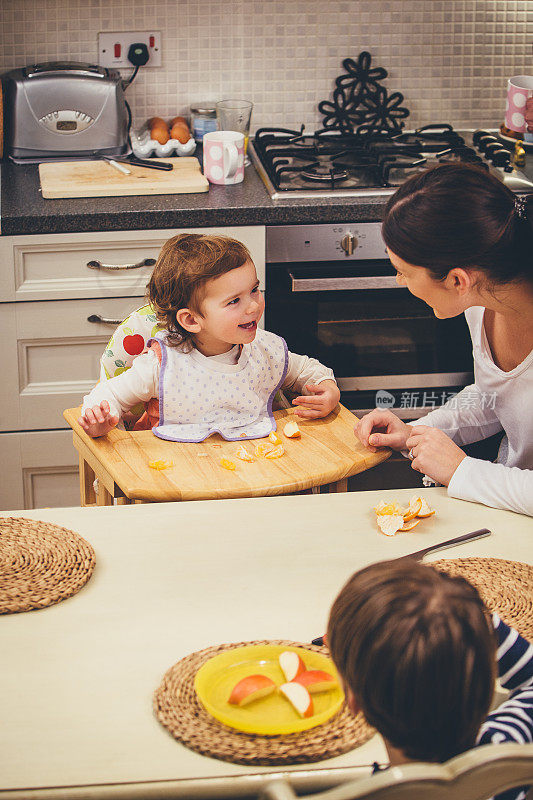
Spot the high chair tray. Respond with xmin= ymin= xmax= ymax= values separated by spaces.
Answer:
xmin=63 ymin=404 xmax=390 ymax=502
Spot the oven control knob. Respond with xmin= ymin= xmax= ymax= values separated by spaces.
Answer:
xmin=340 ymin=233 xmax=358 ymax=255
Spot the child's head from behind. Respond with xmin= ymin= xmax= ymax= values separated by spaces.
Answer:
xmin=327 ymin=560 xmax=496 ymax=763
xmin=148 ymin=233 xmax=263 ymax=352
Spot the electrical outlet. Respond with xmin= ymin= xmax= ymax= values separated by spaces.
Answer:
xmin=98 ymin=31 xmax=162 ymax=68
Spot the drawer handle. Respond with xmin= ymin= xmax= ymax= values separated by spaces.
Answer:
xmin=86 ymin=257 xmax=156 ymax=271
xmin=87 ymin=314 xmax=123 ymax=325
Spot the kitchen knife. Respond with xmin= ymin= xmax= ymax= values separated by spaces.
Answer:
xmin=102 ymin=155 xmax=174 ymax=171
xmin=311 ymin=527 xmax=491 ymax=646
xmin=125 ymin=155 xmax=174 ymax=171
xmin=394 ymin=527 xmax=491 ymax=562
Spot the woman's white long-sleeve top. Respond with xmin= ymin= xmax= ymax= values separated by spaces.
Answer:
xmin=415 ymin=306 xmax=533 ymax=516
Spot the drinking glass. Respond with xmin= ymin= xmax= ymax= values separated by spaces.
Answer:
xmin=216 ymin=100 xmax=253 ymax=165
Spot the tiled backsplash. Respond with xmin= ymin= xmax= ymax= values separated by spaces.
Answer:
xmin=1 ymin=0 xmax=532 ymax=132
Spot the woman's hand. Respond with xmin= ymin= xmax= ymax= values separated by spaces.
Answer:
xmin=293 ymin=380 xmax=340 ymax=419
xmin=78 ymin=400 xmax=119 ymax=438
xmin=354 ymin=408 xmax=413 ymax=452
xmin=406 ymin=426 xmax=467 ymax=486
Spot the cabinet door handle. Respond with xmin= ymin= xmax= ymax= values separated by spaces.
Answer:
xmin=87 ymin=314 xmax=122 ymax=325
xmin=86 ymin=257 xmax=156 ymax=271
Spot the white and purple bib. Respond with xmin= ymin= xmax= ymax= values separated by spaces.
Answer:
xmin=149 ymin=328 xmax=288 ymax=442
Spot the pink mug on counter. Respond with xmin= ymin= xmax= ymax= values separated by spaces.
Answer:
xmin=505 ymin=75 xmax=533 ymax=142
xmin=203 ymin=130 xmax=245 ymax=185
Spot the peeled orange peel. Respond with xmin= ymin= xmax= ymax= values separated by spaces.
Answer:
xmin=374 ymin=495 xmax=436 ymax=536
xmin=148 ymin=459 xmax=174 ymax=470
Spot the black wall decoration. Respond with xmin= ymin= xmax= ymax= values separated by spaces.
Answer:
xmin=318 ymin=52 xmax=410 ymax=135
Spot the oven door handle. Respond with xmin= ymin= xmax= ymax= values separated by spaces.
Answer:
xmin=288 ymin=273 xmax=401 ymax=292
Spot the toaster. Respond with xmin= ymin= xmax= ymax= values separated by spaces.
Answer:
xmin=2 ymin=61 xmax=129 ymax=161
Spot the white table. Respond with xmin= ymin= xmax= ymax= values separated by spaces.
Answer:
xmin=1 ymin=489 xmax=531 ymax=799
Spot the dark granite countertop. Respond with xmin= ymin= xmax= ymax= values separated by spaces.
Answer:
xmin=0 ymin=159 xmax=385 ymax=236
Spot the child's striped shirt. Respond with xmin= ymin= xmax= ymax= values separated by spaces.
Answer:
xmin=476 ymin=613 xmax=533 ymax=800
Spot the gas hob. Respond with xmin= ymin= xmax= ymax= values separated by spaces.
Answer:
xmin=249 ymin=124 xmax=533 ymax=200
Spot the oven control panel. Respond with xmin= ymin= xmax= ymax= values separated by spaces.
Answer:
xmin=266 ymin=222 xmax=389 ymax=262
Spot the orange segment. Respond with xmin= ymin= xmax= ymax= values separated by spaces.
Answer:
xmin=265 ymin=444 xmax=285 ymax=459
xmin=220 ymin=458 xmax=236 ymax=471
xmin=236 ymin=445 xmax=254 ymax=462
xmin=255 ymin=441 xmax=275 ymax=457
xmin=148 ymin=459 xmax=174 ymax=470
xmin=269 ymin=431 xmax=282 ymax=446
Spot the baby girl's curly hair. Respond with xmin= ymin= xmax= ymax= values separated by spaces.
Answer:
xmin=147 ymin=233 xmax=252 ymax=348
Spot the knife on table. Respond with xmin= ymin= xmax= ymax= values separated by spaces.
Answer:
xmin=311 ymin=527 xmax=492 ymax=646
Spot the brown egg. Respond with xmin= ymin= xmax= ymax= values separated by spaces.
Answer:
xmin=148 ymin=116 xmax=167 ymax=128
xmin=170 ymin=122 xmax=191 ymax=143
xmin=150 ymin=124 xmax=170 ymax=144
xmin=170 ymin=116 xmax=187 ymax=127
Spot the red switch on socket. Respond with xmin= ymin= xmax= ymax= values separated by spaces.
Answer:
xmin=114 ymin=43 xmax=121 ymax=58
xmin=149 ymin=35 xmax=155 ymax=48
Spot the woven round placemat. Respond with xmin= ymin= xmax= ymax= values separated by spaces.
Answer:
xmin=430 ymin=557 xmax=533 ymax=639
xmin=0 ymin=517 xmax=96 ymax=614
xmin=154 ymin=639 xmax=374 ymax=765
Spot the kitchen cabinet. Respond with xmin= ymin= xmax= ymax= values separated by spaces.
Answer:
xmin=0 ymin=430 xmax=80 ymax=511
xmin=0 ymin=226 xmax=265 ymax=510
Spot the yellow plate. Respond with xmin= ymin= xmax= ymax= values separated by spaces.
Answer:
xmin=194 ymin=644 xmax=344 ymax=735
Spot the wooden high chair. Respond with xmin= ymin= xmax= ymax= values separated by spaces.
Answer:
xmin=63 ymin=404 xmax=390 ymax=506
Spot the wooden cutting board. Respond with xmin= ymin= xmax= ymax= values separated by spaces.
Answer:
xmin=39 ymin=157 xmax=209 ymax=198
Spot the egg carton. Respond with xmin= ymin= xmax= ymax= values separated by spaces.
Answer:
xmin=130 ymin=127 xmax=197 ymax=159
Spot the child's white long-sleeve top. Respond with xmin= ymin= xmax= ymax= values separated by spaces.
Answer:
xmin=82 ymin=339 xmax=336 ymax=423
xmin=415 ymin=307 xmax=533 ymax=516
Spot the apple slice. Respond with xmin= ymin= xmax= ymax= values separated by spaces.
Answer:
xmin=293 ymin=670 xmax=337 ymax=693
xmin=283 ymin=420 xmax=301 ymax=438
xmin=228 ymin=674 xmax=276 ymax=706
xmin=279 ymin=682 xmax=314 ymax=718
xmin=279 ymin=650 xmax=306 ymax=681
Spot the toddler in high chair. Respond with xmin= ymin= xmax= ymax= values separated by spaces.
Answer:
xmin=79 ymin=233 xmax=340 ymax=440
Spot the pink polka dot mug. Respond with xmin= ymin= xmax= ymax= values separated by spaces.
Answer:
xmin=203 ymin=130 xmax=245 ymax=185
xmin=505 ymin=75 xmax=533 ymax=143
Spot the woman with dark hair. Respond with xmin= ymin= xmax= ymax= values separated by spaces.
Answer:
xmin=355 ymin=163 xmax=533 ymax=516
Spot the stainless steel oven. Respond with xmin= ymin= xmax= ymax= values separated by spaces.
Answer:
xmin=266 ymin=222 xmax=474 ymax=421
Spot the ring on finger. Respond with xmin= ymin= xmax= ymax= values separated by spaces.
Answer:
xmin=408 ymin=448 xmax=415 ymax=460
